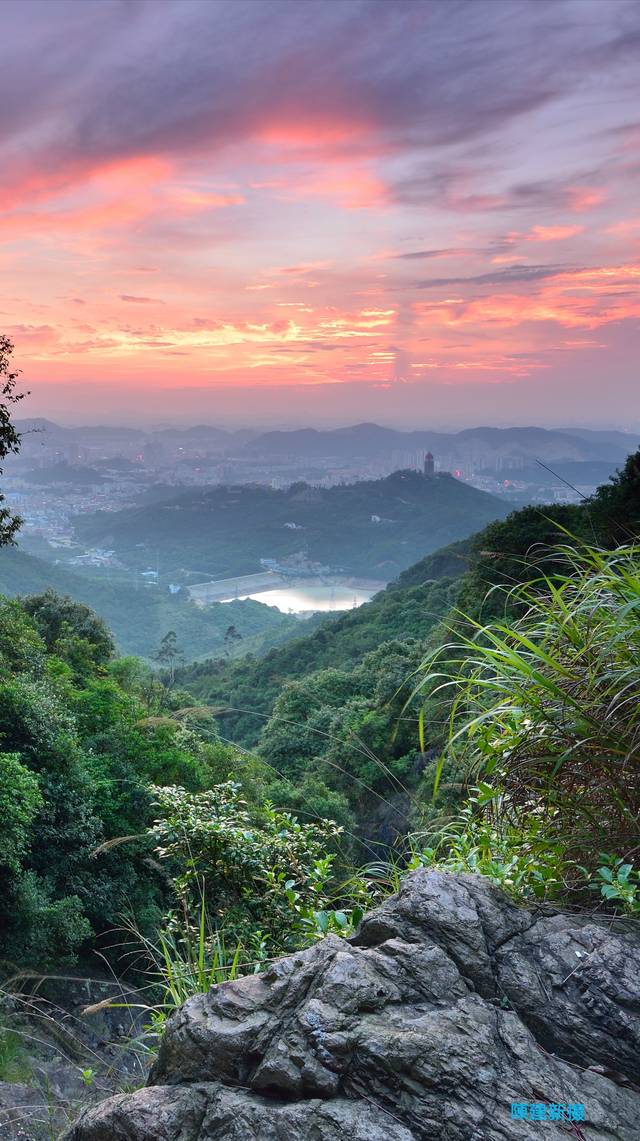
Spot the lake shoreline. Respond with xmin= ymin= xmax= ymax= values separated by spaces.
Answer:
xmin=212 ymin=574 xmax=386 ymax=613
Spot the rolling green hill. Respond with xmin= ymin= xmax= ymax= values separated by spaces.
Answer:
xmin=0 ymin=546 xmax=301 ymax=661
xmin=177 ymin=543 xmax=468 ymax=745
xmin=74 ymin=470 xmax=509 ymax=579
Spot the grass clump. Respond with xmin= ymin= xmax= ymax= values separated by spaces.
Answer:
xmin=0 ymin=1025 xmax=31 ymax=1083
xmin=412 ymin=543 xmax=640 ymax=912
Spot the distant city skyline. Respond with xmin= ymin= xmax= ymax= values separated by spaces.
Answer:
xmin=2 ymin=0 xmax=640 ymax=425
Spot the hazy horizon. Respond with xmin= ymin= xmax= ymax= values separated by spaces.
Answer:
xmin=16 ymin=381 xmax=640 ymax=434
xmin=14 ymin=400 xmax=640 ymax=436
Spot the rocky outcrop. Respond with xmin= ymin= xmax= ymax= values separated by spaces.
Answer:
xmin=64 ymin=871 xmax=640 ymax=1139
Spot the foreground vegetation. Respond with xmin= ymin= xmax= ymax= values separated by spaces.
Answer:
xmin=411 ymin=541 xmax=640 ymax=910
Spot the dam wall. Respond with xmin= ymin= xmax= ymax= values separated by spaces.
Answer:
xmin=187 ymin=571 xmax=287 ymax=605
xmin=187 ymin=572 xmax=385 ymax=607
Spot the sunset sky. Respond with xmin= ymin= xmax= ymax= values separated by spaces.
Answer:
xmin=2 ymin=0 xmax=640 ymax=426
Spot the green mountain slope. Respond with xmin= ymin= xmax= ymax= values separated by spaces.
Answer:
xmin=74 ymin=470 xmax=509 ymax=579
xmin=0 ymin=546 xmax=301 ymax=661
xmin=178 ymin=452 xmax=640 ymax=752
xmin=178 ymin=546 xmax=467 ymax=745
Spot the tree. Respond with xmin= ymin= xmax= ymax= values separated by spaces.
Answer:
xmin=0 ymin=752 xmax=43 ymax=875
xmin=589 ymin=449 xmax=640 ymax=544
xmin=0 ymin=598 xmax=46 ymax=676
xmin=21 ymin=591 xmax=115 ymax=675
xmin=0 ymin=335 xmax=26 ymax=546
xmin=155 ymin=630 xmax=183 ymax=687
xmin=223 ymin=624 xmax=243 ymax=656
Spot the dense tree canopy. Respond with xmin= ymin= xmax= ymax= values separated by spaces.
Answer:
xmin=0 ymin=592 xmax=263 ymax=968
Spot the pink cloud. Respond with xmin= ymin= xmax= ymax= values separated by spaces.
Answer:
xmin=566 ymin=186 xmax=607 ymax=213
xmin=525 ymin=224 xmax=585 ymax=241
xmin=119 ymin=295 xmax=163 ymax=304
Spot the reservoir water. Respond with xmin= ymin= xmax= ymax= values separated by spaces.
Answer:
xmin=226 ymin=583 xmax=378 ymax=613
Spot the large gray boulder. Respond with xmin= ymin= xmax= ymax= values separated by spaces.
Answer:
xmin=64 ymin=871 xmax=640 ymax=1139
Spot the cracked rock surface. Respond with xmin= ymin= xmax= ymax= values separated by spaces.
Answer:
xmin=64 ymin=871 xmax=640 ymax=1139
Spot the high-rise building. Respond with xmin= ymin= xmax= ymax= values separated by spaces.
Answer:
xmin=423 ymin=451 xmax=435 ymax=476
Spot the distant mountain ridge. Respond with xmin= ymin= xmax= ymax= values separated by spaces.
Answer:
xmin=15 ymin=419 xmax=634 ymax=464
xmin=245 ymin=422 xmax=633 ymax=463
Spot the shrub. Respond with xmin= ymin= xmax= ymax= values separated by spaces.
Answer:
xmin=149 ymin=781 xmax=360 ymax=961
xmin=408 ymin=791 xmax=570 ymax=901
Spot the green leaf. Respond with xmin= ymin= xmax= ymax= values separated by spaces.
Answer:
xmin=314 ymin=910 xmax=329 ymax=934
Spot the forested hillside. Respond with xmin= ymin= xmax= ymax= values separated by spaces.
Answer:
xmin=0 ymin=546 xmax=302 ymax=661
xmin=0 ymin=589 xmax=300 ymax=968
xmin=75 ymin=470 xmax=509 ymax=578
xmin=174 ymin=492 xmax=608 ymax=751
xmin=176 ymin=452 xmax=640 ymax=854
xmin=179 ymin=547 xmax=466 ymax=746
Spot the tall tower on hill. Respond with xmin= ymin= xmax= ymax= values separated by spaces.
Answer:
xmin=423 ymin=451 xmax=435 ymax=476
